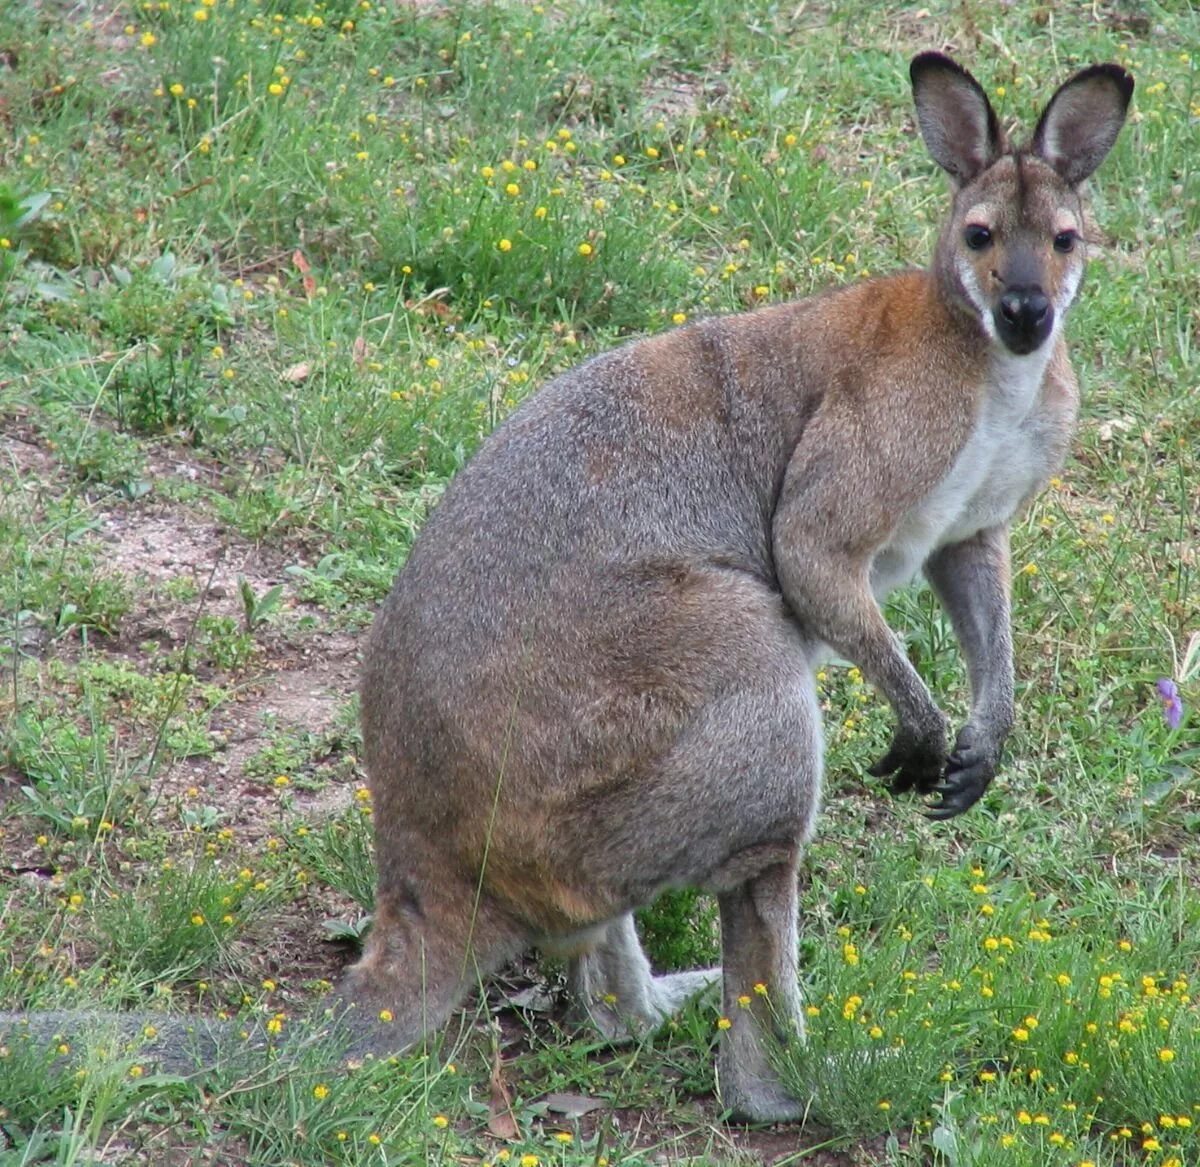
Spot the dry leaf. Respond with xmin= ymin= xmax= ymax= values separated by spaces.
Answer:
xmin=486 ymin=1048 xmax=521 ymax=1141
xmin=293 ymin=249 xmax=316 ymax=300
xmin=282 ymin=362 xmax=311 ymax=383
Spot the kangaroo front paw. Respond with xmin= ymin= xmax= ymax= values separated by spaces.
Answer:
xmin=923 ymin=722 xmax=1001 ymax=820
xmin=869 ymin=717 xmax=949 ymax=795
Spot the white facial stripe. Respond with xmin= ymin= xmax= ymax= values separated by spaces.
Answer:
xmin=1056 ymin=263 xmax=1083 ymax=313
xmin=955 ymin=254 xmax=998 ymax=341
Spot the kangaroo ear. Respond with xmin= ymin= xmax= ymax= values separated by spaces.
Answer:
xmin=1032 ymin=63 xmax=1134 ymax=186
xmin=910 ymin=52 xmax=1003 ymax=185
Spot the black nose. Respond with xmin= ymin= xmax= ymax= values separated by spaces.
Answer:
xmin=999 ymin=290 xmax=1049 ymax=331
xmin=995 ymin=288 xmax=1052 ymax=354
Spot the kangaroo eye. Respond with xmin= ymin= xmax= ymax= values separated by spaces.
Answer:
xmin=964 ymin=225 xmax=993 ymax=251
xmin=1053 ymin=231 xmax=1077 ymax=253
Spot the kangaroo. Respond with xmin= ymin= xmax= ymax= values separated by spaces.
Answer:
xmin=1 ymin=55 xmax=1132 ymax=1124
xmin=337 ymin=53 xmax=1133 ymax=1121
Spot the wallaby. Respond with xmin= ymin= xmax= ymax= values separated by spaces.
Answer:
xmin=2 ymin=54 xmax=1131 ymax=1125
xmin=338 ymin=53 xmax=1133 ymax=1121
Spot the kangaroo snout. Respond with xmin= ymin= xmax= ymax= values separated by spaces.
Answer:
xmin=996 ymin=286 xmax=1053 ymax=354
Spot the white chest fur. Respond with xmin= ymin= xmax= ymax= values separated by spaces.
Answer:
xmin=870 ymin=348 xmax=1059 ymax=600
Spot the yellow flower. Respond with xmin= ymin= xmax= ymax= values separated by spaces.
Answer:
xmin=672 ymin=312 xmax=687 ymax=325
xmin=313 ymin=1084 xmax=329 ymax=1099
xmin=577 ymin=242 xmax=593 ymax=257
xmin=169 ymin=83 xmax=184 ymax=97
xmin=432 ymin=1114 xmax=448 ymax=1128
xmin=716 ymin=1016 xmax=732 ymax=1030
xmin=497 ymin=239 xmax=512 ymax=252
xmin=129 ymin=1065 xmax=144 ymax=1078
xmin=505 ymin=182 xmax=520 ymax=196
xmin=140 ymin=31 xmax=157 ymax=47
xmin=379 ymin=1009 xmax=394 ymax=1022
xmin=1158 ymin=1047 xmax=1175 ymax=1062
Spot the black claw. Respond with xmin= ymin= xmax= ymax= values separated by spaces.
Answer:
xmin=923 ymin=802 xmax=962 ymax=821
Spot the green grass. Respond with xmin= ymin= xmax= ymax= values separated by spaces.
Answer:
xmin=1 ymin=0 xmax=1197 ymax=1163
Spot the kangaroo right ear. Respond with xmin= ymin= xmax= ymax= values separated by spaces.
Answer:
xmin=910 ymin=52 xmax=1002 ymax=185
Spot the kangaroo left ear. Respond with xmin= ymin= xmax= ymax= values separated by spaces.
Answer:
xmin=1032 ymin=63 xmax=1134 ymax=186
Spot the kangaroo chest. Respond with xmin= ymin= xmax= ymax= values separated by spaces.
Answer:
xmin=870 ymin=354 xmax=1064 ymax=599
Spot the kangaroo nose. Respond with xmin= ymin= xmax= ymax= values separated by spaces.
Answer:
xmin=999 ymin=290 xmax=1050 ymax=330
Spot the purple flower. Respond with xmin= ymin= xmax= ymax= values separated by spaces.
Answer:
xmin=1156 ymin=678 xmax=1184 ymax=731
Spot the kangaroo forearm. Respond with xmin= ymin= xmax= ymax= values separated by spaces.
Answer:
xmin=925 ymin=528 xmax=1015 ymax=734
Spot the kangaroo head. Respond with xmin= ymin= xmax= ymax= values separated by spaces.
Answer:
xmin=911 ymin=52 xmax=1133 ymax=356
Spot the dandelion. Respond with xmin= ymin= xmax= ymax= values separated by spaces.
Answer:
xmin=432 ymin=1114 xmax=448 ymax=1128
xmin=379 ymin=1009 xmax=394 ymax=1022
xmin=313 ymin=1084 xmax=329 ymax=1099
xmin=753 ymin=982 xmax=767 ymax=995
xmin=1158 ymin=1047 xmax=1176 ymax=1063
xmin=716 ymin=1016 xmax=732 ymax=1030
xmin=554 ymin=1133 xmax=573 ymax=1144
xmin=672 ymin=312 xmax=687 ymax=325
xmin=129 ymin=1064 xmax=144 ymax=1078
xmin=577 ymin=242 xmax=593 ymax=257
xmin=140 ymin=31 xmax=156 ymax=47
xmin=497 ymin=239 xmax=512 ymax=252
xmin=1156 ymin=678 xmax=1184 ymax=729
xmin=505 ymin=182 xmax=520 ymax=196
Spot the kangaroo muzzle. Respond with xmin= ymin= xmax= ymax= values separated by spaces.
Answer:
xmin=996 ymin=285 xmax=1053 ymax=354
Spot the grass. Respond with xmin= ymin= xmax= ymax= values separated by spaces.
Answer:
xmin=0 ymin=0 xmax=1197 ymax=1163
